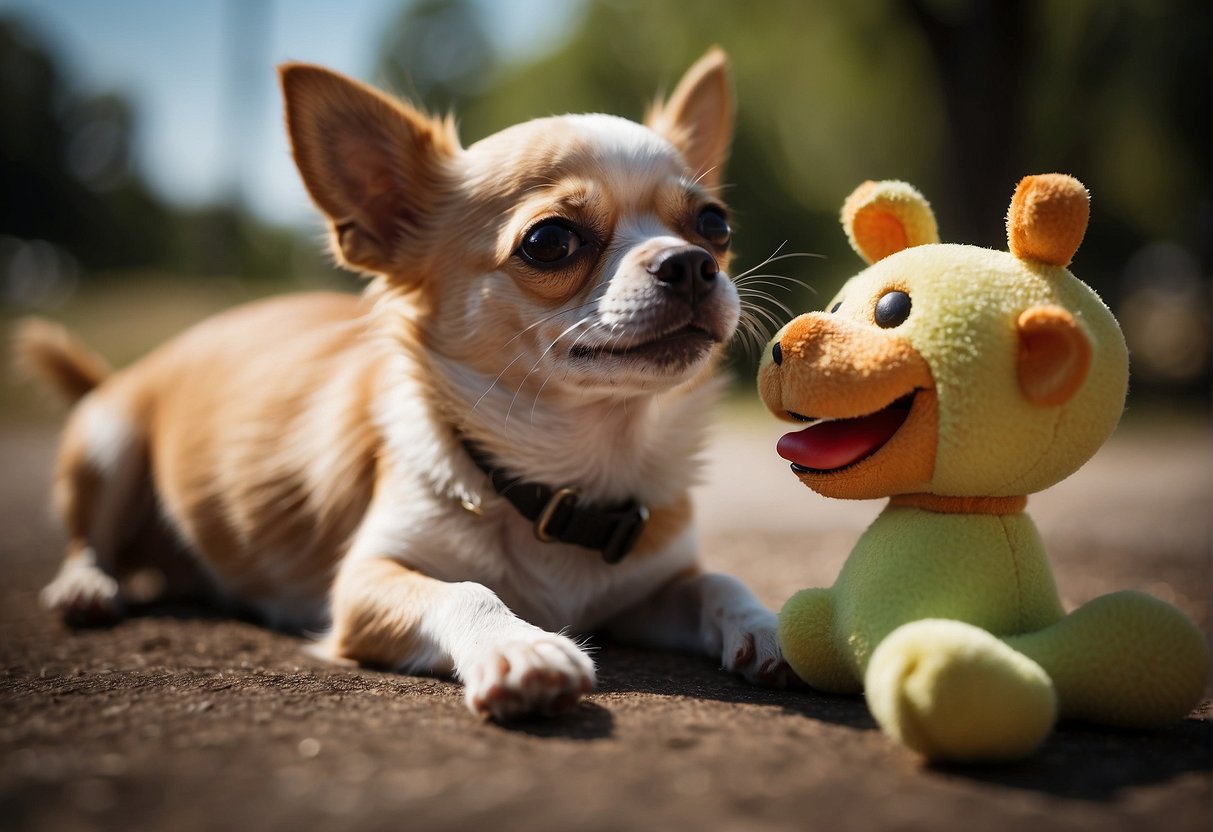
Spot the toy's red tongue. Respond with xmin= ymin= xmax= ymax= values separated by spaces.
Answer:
xmin=778 ymin=399 xmax=912 ymax=472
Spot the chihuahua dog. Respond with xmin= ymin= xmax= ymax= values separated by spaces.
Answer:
xmin=18 ymin=48 xmax=790 ymax=718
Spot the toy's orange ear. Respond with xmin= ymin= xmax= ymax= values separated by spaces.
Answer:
xmin=1017 ymin=305 xmax=1092 ymax=406
xmin=841 ymin=180 xmax=940 ymax=265
xmin=1007 ymin=174 xmax=1089 ymax=266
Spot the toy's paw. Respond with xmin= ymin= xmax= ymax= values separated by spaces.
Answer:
xmin=462 ymin=631 xmax=596 ymax=720
xmin=866 ymin=620 xmax=1057 ymax=762
xmin=41 ymin=555 xmax=124 ymax=626
xmin=721 ymin=607 xmax=799 ymax=687
xmin=1009 ymin=590 xmax=1210 ymax=727
xmin=778 ymin=588 xmax=860 ymax=694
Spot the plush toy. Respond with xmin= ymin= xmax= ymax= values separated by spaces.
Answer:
xmin=758 ymin=174 xmax=1209 ymax=762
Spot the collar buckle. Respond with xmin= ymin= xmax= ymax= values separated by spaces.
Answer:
xmin=534 ymin=487 xmax=580 ymax=543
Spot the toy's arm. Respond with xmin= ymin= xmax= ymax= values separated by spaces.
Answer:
xmin=778 ymin=588 xmax=861 ymax=694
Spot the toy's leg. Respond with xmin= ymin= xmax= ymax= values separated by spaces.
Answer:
xmin=865 ymin=619 xmax=1057 ymax=762
xmin=1006 ymin=590 xmax=1209 ymax=727
xmin=778 ymin=588 xmax=861 ymax=694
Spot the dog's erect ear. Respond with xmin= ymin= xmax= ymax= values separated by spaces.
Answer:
xmin=280 ymin=63 xmax=460 ymax=275
xmin=646 ymin=47 xmax=734 ymax=189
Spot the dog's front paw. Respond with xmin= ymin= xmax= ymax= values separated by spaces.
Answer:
xmin=720 ymin=608 xmax=798 ymax=688
xmin=462 ymin=631 xmax=596 ymax=720
xmin=41 ymin=556 xmax=123 ymax=626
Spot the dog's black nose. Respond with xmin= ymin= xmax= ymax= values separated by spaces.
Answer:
xmin=651 ymin=246 xmax=718 ymax=303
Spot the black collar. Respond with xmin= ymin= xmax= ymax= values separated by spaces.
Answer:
xmin=462 ymin=441 xmax=650 ymax=564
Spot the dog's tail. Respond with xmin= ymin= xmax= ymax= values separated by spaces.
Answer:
xmin=11 ymin=317 xmax=112 ymax=404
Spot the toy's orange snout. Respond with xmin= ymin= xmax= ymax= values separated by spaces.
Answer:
xmin=760 ymin=312 xmax=938 ymax=500
xmin=761 ymin=313 xmax=932 ymax=421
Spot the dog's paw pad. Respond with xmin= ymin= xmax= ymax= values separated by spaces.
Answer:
xmin=463 ymin=633 xmax=595 ymax=720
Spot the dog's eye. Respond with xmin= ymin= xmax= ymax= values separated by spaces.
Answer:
xmin=874 ymin=290 xmax=911 ymax=328
xmin=519 ymin=221 xmax=583 ymax=265
xmin=696 ymin=208 xmax=731 ymax=249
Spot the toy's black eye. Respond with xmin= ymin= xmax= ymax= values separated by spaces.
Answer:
xmin=519 ymin=221 xmax=583 ymax=265
xmin=696 ymin=207 xmax=731 ymax=249
xmin=874 ymin=290 xmax=911 ymax=328
xmin=829 ymin=301 xmax=842 ymax=313
xmin=772 ymin=341 xmax=783 ymax=365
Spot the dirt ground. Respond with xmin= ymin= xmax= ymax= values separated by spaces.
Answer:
xmin=1 ymin=416 xmax=1210 ymax=832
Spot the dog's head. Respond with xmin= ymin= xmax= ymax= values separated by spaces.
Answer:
xmin=280 ymin=49 xmax=738 ymax=399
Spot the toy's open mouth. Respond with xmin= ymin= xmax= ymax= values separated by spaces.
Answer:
xmin=777 ymin=393 xmax=917 ymax=473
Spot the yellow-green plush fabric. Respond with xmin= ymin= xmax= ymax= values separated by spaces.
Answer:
xmin=1007 ymin=591 xmax=1210 ymax=727
xmin=779 ymin=506 xmax=1065 ymax=691
xmin=780 ymin=504 xmax=1209 ymax=760
xmin=820 ymin=245 xmax=1128 ymax=496
xmin=866 ymin=619 xmax=1056 ymax=762
xmin=768 ymin=176 xmax=1208 ymax=763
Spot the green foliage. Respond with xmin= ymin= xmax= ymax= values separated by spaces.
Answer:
xmin=1 ymin=1 xmax=1206 ymax=396
xmin=0 ymin=17 xmax=333 ymax=287
xmin=0 ymin=20 xmax=174 ymax=272
xmin=376 ymin=0 xmax=1209 ymax=369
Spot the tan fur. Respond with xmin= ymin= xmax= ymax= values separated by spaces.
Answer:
xmin=645 ymin=46 xmax=734 ymax=189
xmin=325 ymin=557 xmax=435 ymax=669
xmin=630 ymin=493 xmax=694 ymax=558
xmin=29 ymin=50 xmax=794 ymax=718
xmin=13 ymin=317 xmax=112 ymax=403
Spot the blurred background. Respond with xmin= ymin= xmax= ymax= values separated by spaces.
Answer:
xmin=1 ymin=0 xmax=1209 ymax=416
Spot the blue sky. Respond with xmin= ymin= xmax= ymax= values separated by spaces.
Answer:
xmin=0 ymin=0 xmax=582 ymax=227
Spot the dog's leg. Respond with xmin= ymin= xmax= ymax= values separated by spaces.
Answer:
xmin=319 ymin=556 xmax=596 ymax=719
xmin=606 ymin=569 xmax=796 ymax=686
xmin=42 ymin=400 xmax=148 ymax=624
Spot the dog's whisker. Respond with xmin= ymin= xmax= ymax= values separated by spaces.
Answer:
xmin=739 ymin=310 xmax=770 ymax=345
xmin=467 ymin=302 xmax=602 ymax=418
xmin=739 ymin=328 xmax=769 ymax=358
xmin=689 ymin=164 xmax=719 ymax=188
xmin=732 ymin=318 xmax=764 ymax=358
xmin=731 ymin=247 xmax=822 ymax=282
xmin=737 ymin=284 xmax=795 ymax=305
xmin=735 ymin=275 xmax=815 ymax=293
xmin=529 ymin=372 xmax=558 ymax=427
xmin=501 ymin=301 xmax=598 ymax=349
xmin=468 ymin=349 xmax=535 ymax=417
xmin=737 ymin=238 xmax=789 ymax=272
xmin=738 ymin=293 xmax=796 ymax=320
xmin=732 ymin=303 xmax=788 ymax=355
xmin=735 ymin=246 xmax=823 ymax=271
xmin=740 ymin=302 xmax=788 ymax=333
xmin=529 ymin=322 xmax=607 ymax=425
xmin=737 ymin=293 xmax=788 ymax=312
xmin=506 ymin=318 xmax=594 ymax=427
xmin=522 ymin=177 xmax=561 ymax=194
xmin=736 ymin=285 xmax=792 ymax=302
